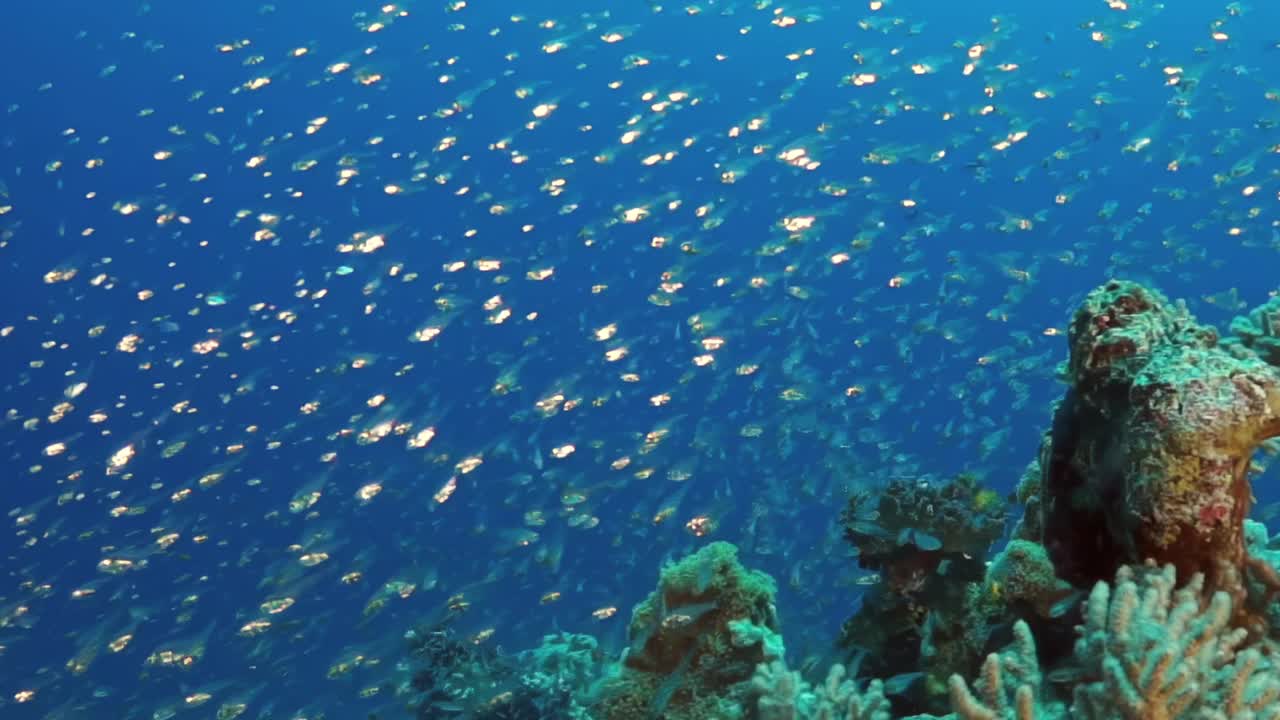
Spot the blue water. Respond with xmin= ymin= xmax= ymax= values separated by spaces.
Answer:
xmin=1 ymin=0 xmax=1279 ymax=717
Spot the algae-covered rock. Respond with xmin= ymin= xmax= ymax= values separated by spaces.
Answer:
xmin=1042 ymin=280 xmax=1280 ymax=620
xmin=593 ymin=541 xmax=778 ymax=720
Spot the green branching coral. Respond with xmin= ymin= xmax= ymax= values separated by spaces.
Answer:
xmin=951 ymin=562 xmax=1280 ymax=720
xmin=1069 ymin=563 xmax=1280 ymax=719
xmin=752 ymin=660 xmax=891 ymax=720
xmin=949 ymin=620 xmax=1063 ymax=720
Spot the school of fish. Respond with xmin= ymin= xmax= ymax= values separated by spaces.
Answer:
xmin=1 ymin=0 xmax=1278 ymax=717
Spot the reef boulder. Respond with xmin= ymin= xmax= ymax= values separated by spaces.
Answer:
xmin=1040 ymin=280 xmax=1280 ymax=617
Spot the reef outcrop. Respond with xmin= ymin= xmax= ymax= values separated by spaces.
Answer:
xmin=1038 ymin=280 xmax=1280 ymax=628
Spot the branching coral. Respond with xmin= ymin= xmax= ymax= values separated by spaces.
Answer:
xmin=752 ymin=659 xmax=892 ymax=720
xmin=1068 ymin=563 xmax=1280 ymax=719
xmin=949 ymin=620 xmax=1062 ymax=720
xmin=952 ymin=562 xmax=1280 ymax=720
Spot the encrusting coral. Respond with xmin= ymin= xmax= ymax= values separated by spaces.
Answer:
xmin=984 ymin=540 xmax=1077 ymax=620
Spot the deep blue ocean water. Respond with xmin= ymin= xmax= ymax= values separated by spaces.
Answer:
xmin=2 ymin=1 xmax=1279 ymax=717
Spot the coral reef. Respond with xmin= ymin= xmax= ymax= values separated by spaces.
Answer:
xmin=592 ymin=541 xmax=779 ymax=720
xmin=401 ymin=281 xmax=1280 ymax=720
xmin=1038 ymin=280 xmax=1280 ymax=622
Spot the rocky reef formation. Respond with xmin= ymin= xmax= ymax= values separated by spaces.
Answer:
xmin=1036 ymin=280 xmax=1280 ymax=630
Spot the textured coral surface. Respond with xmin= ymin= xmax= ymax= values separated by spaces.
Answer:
xmin=1042 ymin=281 xmax=1280 ymax=609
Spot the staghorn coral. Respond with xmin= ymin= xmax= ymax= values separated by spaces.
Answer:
xmin=592 ymin=541 xmax=779 ymax=720
xmin=1039 ymin=280 xmax=1280 ymax=622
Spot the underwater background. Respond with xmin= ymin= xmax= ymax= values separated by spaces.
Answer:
xmin=3 ymin=0 xmax=1280 ymax=718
